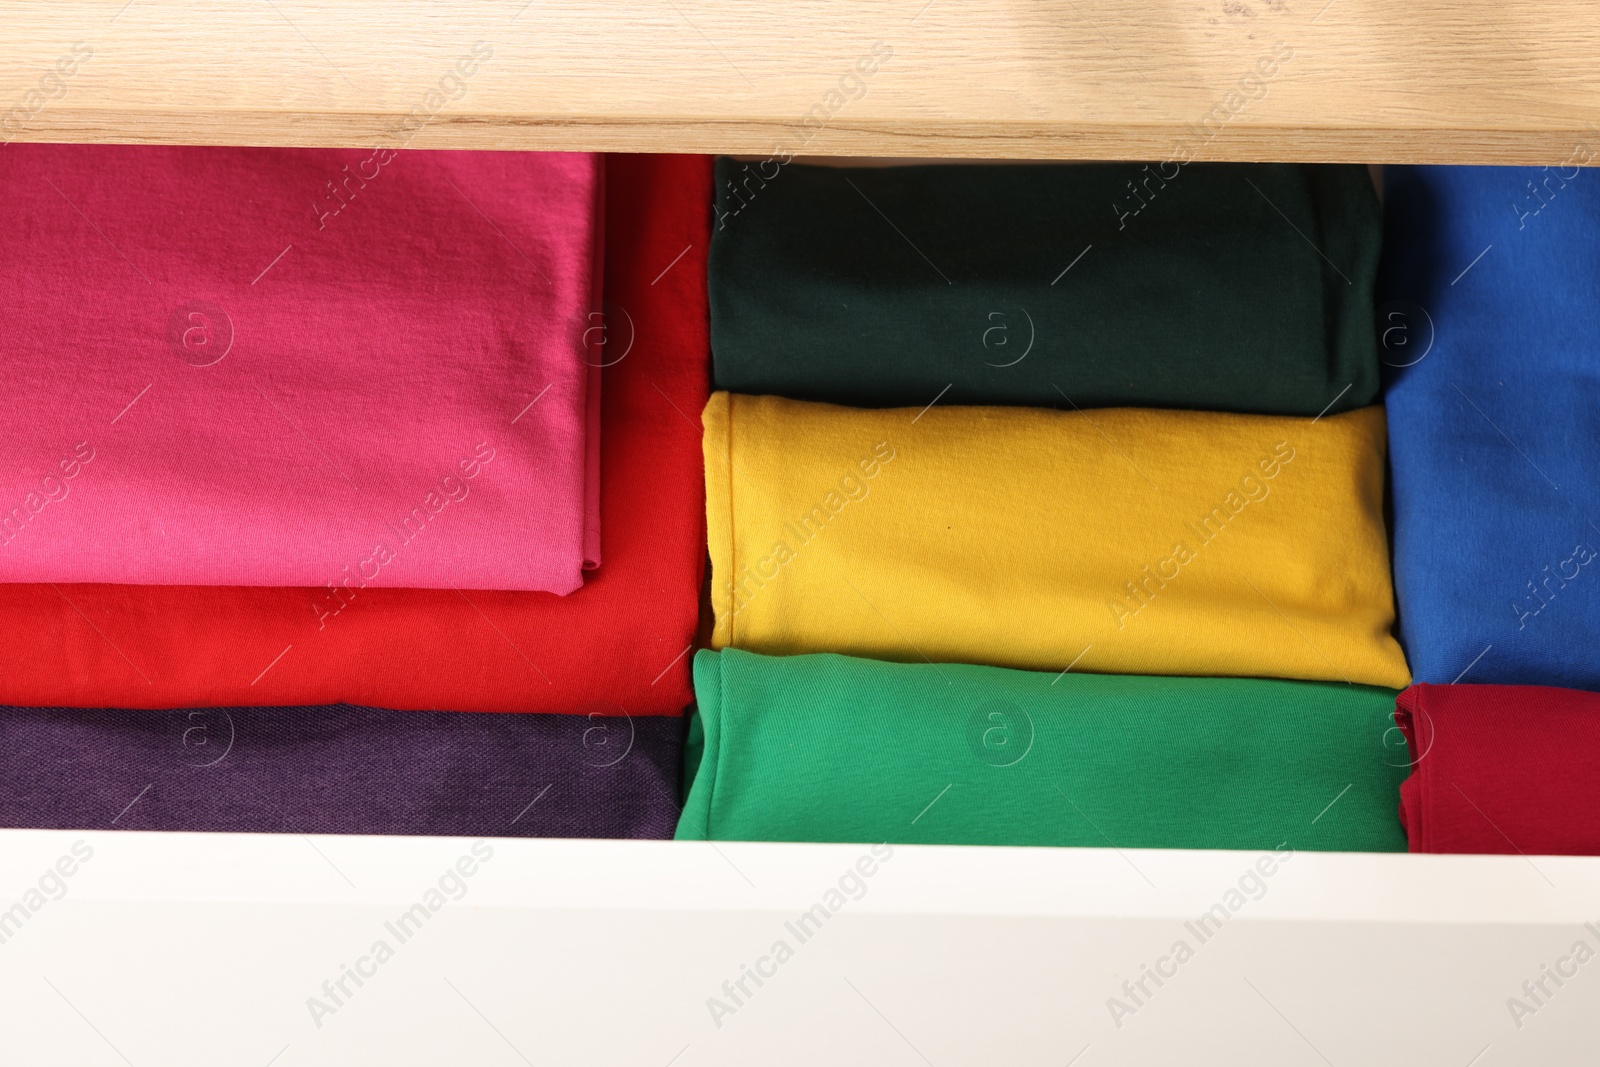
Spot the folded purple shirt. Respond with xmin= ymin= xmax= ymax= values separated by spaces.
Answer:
xmin=0 ymin=705 xmax=682 ymax=838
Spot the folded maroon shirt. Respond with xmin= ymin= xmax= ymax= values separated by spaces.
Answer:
xmin=1396 ymin=684 xmax=1600 ymax=855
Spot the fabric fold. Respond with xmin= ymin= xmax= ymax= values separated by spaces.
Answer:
xmin=678 ymin=649 xmax=1407 ymax=851
xmin=1395 ymin=684 xmax=1600 ymax=855
xmin=1382 ymin=164 xmax=1600 ymax=691
xmin=0 ymin=154 xmax=709 ymax=713
xmin=583 ymin=159 xmax=608 ymax=571
xmin=710 ymin=159 xmax=1381 ymax=415
xmin=0 ymin=145 xmax=601 ymax=592
xmin=0 ymin=704 xmax=682 ymax=838
xmin=704 ymin=391 xmax=1409 ymax=688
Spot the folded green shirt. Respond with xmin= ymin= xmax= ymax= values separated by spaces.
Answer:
xmin=679 ymin=649 xmax=1407 ymax=852
xmin=710 ymin=159 xmax=1380 ymax=416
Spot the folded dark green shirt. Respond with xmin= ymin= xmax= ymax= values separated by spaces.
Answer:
xmin=710 ymin=159 xmax=1381 ymax=416
xmin=679 ymin=649 xmax=1407 ymax=852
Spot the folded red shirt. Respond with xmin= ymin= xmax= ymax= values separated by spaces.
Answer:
xmin=1396 ymin=683 xmax=1600 ymax=855
xmin=0 ymin=155 xmax=709 ymax=714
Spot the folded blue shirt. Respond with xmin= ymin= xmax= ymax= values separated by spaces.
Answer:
xmin=1382 ymin=161 xmax=1600 ymax=690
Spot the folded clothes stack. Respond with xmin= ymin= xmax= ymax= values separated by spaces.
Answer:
xmin=1374 ymin=163 xmax=1600 ymax=857
xmin=688 ymin=157 xmax=1412 ymax=851
xmin=2 ymin=147 xmax=1592 ymax=858
xmin=0 ymin=150 xmax=711 ymax=837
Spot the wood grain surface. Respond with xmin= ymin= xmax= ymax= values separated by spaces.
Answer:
xmin=3 ymin=1 xmax=1598 ymax=162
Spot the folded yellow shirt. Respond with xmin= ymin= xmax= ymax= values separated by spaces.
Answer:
xmin=703 ymin=392 xmax=1410 ymax=688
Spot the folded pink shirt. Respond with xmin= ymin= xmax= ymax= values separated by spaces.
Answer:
xmin=0 ymin=145 xmax=602 ymax=592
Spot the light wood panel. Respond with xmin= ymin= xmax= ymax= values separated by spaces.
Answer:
xmin=3 ymin=1 xmax=1599 ymax=162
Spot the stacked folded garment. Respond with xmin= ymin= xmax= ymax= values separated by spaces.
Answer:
xmin=679 ymin=649 xmax=1408 ymax=851
xmin=711 ymin=159 xmax=1381 ymax=416
xmin=1 ymin=145 xmax=604 ymax=592
xmin=0 ymin=704 xmax=681 ymax=838
xmin=1382 ymin=165 xmax=1600 ymax=692
xmin=703 ymin=392 xmax=1407 ymax=688
xmin=1395 ymin=684 xmax=1600 ymax=855
xmin=0 ymin=152 xmax=709 ymax=716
